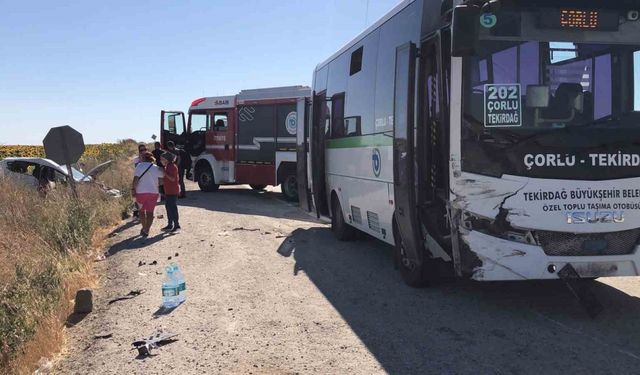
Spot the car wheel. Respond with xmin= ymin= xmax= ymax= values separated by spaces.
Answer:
xmin=197 ymin=164 xmax=219 ymax=192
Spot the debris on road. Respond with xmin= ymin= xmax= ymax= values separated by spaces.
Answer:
xmin=132 ymin=329 xmax=179 ymax=357
xmin=93 ymin=332 xmax=113 ymax=340
xmin=108 ymin=289 xmax=146 ymax=305
xmin=74 ymin=289 xmax=93 ymax=314
xmin=233 ymin=227 xmax=260 ymax=232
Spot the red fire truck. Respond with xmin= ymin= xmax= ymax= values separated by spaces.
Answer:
xmin=160 ymin=86 xmax=310 ymax=201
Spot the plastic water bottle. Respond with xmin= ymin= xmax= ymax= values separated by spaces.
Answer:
xmin=161 ymin=266 xmax=179 ymax=309
xmin=171 ymin=263 xmax=187 ymax=303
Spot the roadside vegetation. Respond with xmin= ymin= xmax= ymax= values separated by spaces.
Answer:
xmin=0 ymin=140 xmax=138 ymax=374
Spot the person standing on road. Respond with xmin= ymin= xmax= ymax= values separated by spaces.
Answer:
xmin=166 ymin=141 xmax=187 ymax=198
xmin=132 ymin=152 xmax=164 ymax=237
xmin=152 ymin=142 xmax=166 ymax=201
xmin=152 ymin=142 xmax=164 ymax=167
xmin=177 ymin=147 xmax=190 ymax=198
xmin=160 ymin=152 xmax=181 ymax=232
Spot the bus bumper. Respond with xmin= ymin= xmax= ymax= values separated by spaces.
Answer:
xmin=460 ymin=230 xmax=640 ymax=281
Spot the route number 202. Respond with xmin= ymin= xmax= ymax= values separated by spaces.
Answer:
xmin=487 ymin=86 xmax=518 ymax=100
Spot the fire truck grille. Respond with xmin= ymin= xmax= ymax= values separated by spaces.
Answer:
xmin=536 ymin=229 xmax=640 ymax=256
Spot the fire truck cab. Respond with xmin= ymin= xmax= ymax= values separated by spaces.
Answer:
xmin=161 ymin=86 xmax=310 ymax=201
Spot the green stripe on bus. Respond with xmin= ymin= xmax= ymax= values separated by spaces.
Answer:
xmin=326 ymin=134 xmax=393 ymax=149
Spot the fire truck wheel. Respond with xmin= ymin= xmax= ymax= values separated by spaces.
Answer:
xmin=393 ymin=219 xmax=429 ymax=287
xmin=196 ymin=164 xmax=219 ymax=192
xmin=250 ymin=185 xmax=267 ymax=191
xmin=281 ymin=175 xmax=298 ymax=202
xmin=331 ymin=194 xmax=356 ymax=241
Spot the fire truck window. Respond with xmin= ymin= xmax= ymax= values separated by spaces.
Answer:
xmin=213 ymin=113 xmax=228 ymax=130
xmin=191 ymin=113 xmax=208 ymax=131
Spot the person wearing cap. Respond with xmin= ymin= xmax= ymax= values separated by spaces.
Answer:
xmin=132 ymin=151 xmax=164 ymax=237
xmin=160 ymin=151 xmax=181 ymax=232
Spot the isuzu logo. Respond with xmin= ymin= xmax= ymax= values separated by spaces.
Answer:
xmin=566 ymin=211 xmax=625 ymax=224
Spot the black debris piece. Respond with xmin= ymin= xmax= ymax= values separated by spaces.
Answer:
xmin=175 ymin=252 xmax=179 ymax=257
xmin=94 ymin=332 xmax=113 ymax=339
xmin=138 ymin=261 xmax=146 ymax=267
xmin=108 ymin=289 xmax=146 ymax=305
xmin=132 ymin=329 xmax=178 ymax=357
xmin=232 ymin=227 xmax=260 ymax=232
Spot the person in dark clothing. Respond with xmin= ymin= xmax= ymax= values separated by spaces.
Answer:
xmin=152 ymin=142 xmax=164 ymax=167
xmin=160 ymin=152 xmax=181 ymax=232
xmin=177 ymin=147 xmax=190 ymax=198
xmin=152 ymin=142 xmax=165 ymax=199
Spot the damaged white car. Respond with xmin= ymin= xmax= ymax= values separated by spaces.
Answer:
xmin=0 ymin=157 xmax=121 ymax=197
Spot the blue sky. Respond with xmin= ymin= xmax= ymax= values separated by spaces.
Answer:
xmin=0 ymin=0 xmax=401 ymax=145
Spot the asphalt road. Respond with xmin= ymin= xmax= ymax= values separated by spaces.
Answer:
xmin=56 ymin=182 xmax=640 ymax=375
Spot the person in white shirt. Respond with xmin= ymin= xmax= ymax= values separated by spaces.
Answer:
xmin=131 ymin=152 xmax=164 ymax=237
xmin=133 ymin=144 xmax=148 ymax=167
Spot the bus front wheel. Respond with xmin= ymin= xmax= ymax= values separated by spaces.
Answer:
xmin=393 ymin=220 xmax=429 ymax=287
xmin=331 ymin=195 xmax=356 ymax=241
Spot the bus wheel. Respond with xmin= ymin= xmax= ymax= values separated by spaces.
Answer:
xmin=281 ymin=175 xmax=298 ymax=202
xmin=250 ymin=184 xmax=267 ymax=191
xmin=331 ymin=195 xmax=356 ymax=241
xmin=197 ymin=164 xmax=219 ymax=192
xmin=393 ymin=220 xmax=428 ymax=287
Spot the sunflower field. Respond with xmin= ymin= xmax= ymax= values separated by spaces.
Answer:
xmin=0 ymin=139 xmax=140 ymax=162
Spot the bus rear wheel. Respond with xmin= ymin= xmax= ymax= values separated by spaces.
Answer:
xmin=393 ymin=220 xmax=429 ymax=287
xmin=331 ymin=195 xmax=356 ymax=241
xmin=250 ymin=184 xmax=267 ymax=191
xmin=281 ymin=175 xmax=298 ymax=202
xmin=197 ymin=164 xmax=219 ymax=192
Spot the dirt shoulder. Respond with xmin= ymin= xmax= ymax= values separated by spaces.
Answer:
xmin=56 ymin=183 xmax=640 ymax=374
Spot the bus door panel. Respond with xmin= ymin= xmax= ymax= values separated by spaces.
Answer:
xmin=311 ymin=91 xmax=330 ymax=217
xmin=161 ymin=111 xmax=186 ymax=149
xmin=393 ymin=42 xmax=424 ymax=266
xmin=296 ymin=98 xmax=312 ymax=212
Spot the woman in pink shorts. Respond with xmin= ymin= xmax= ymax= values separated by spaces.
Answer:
xmin=131 ymin=152 xmax=164 ymax=237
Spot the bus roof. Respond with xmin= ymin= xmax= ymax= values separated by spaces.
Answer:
xmin=315 ymin=0 xmax=416 ymax=72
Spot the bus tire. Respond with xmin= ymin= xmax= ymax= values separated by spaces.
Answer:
xmin=331 ymin=195 xmax=356 ymax=241
xmin=281 ymin=175 xmax=298 ymax=202
xmin=196 ymin=163 xmax=219 ymax=192
xmin=250 ymin=184 xmax=267 ymax=191
xmin=393 ymin=219 xmax=429 ymax=287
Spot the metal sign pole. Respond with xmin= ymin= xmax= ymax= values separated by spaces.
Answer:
xmin=66 ymin=164 xmax=79 ymax=199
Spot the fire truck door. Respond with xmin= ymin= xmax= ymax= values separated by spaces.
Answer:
xmin=160 ymin=111 xmax=186 ymax=149
xmin=206 ymin=110 xmax=235 ymax=161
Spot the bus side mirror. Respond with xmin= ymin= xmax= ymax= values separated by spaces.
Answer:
xmin=451 ymin=5 xmax=480 ymax=57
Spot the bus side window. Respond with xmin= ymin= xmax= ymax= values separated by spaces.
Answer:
xmin=331 ymin=93 xmax=345 ymax=138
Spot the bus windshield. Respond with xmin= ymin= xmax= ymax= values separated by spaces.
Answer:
xmin=461 ymin=40 xmax=640 ymax=180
